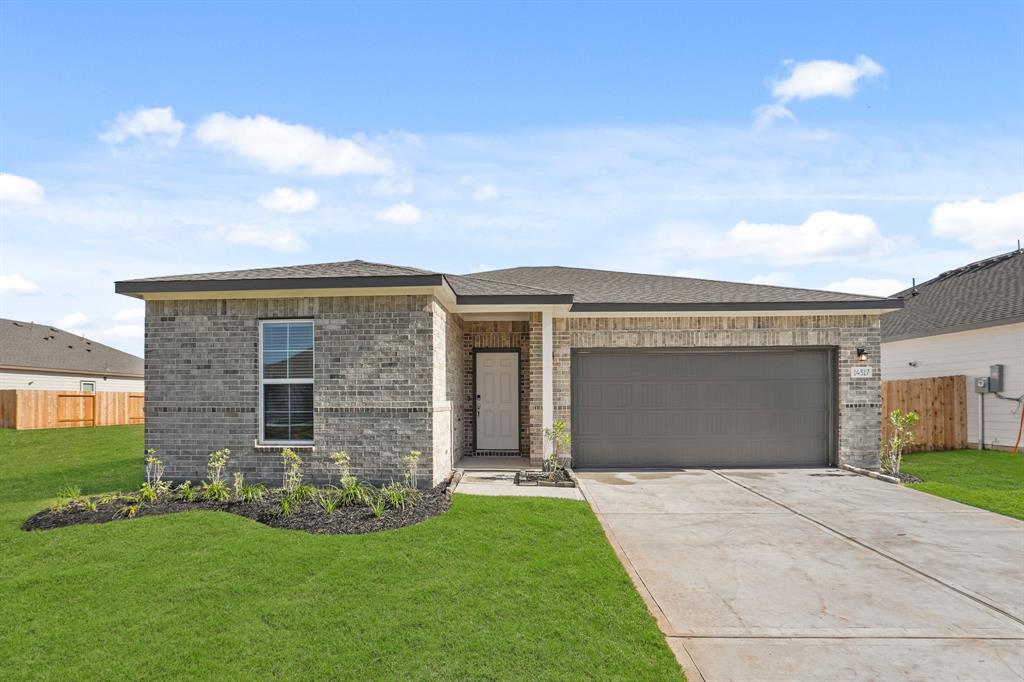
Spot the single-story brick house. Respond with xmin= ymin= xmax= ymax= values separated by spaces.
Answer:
xmin=116 ymin=261 xmax=902 ymax=486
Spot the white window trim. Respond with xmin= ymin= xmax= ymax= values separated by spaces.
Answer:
xmin=80 ymin=380 xmax=96 ymax=393
xmin=258 ymin=318 xmax=314 ymax=446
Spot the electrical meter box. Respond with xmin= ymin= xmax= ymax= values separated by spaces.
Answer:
xmin=974 ymin=376 xmax=990 ymax=393
xmin=989 ymin=364 xmax=1004 ymax=392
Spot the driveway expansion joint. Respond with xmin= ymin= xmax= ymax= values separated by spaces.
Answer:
xmin=710 ymin=469 xmax=1024 ymax=629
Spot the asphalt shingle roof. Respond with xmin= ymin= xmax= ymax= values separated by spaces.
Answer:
xmin=444 ymin=274 xmax=569 ymax=298
xmin=466 ymin=265 xmax=889 ymax=305
xmin=0 ymin=318 xmax=144 ymax=377
xmin=118 ymin=260 xmax=901 ymax=310
xmin=124 ymin=259 xmax=437 ymax=282
xmin=881 ymin=249 xmax=1024 ymax=342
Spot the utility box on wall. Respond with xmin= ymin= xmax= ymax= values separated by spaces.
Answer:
xmin=974 ymin=377 xmax=990 ymax=393
xmin=989 ymin=364 xmax=1004 ymax=392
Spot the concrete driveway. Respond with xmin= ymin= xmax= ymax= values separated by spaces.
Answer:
xmin=577 ymin=469 xmax=1024 ymax=682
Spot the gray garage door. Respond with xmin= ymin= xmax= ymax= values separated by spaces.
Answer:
xmin=572 ymin=349 xmax=833 ymax=468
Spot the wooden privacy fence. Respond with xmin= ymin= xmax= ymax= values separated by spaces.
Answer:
xmin=0 ymin=390 xmax=144 ymax=430
xmin=881 ymin=375 xmax=967 ymax=453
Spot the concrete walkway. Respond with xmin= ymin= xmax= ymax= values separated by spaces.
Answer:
xmin=577 ymin=469 xmax=1024 ymax=682
xmin=454 ymin=470 xmax=584 ymax=500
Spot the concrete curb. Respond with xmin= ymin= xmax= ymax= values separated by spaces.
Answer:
xmin=841 ymin=463 xmax=901 ymax=485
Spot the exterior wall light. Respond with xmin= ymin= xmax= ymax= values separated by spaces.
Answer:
xmin=855 ymin=347 xmax=868 ymax=362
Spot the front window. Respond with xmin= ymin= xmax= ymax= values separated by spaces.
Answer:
xmin=80 ymin=381 xmax=96 ymax=393
xmin=260 ymin=320 xmax=313 ymax=443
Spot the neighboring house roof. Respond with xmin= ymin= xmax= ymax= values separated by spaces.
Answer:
xmin=881 ymin=249 xmax=1024 ymax=342
xmin=0 ymin=318 xmax=144 ymax=378
xmin=117 ymin=259 xmax=902 ymax=312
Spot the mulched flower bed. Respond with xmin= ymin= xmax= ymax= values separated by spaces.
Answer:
xmin=22 ymin=484 xmax=451 ymax=535
xmin=514 ymin=469 xmax=576 ymax=488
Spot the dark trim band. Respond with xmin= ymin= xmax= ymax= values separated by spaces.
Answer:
xmin=570 ymin=300 xmax=903 ymax=312
xmin=456 ymin=294 xmax=574 ymax=305
xmin=115 ymin=274 xmax=445 ymax=295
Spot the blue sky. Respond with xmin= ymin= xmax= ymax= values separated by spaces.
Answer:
xmin=1 ymin=1 xmax=1022 ymax=356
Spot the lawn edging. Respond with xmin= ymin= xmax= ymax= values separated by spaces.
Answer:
xmin=840 ymin=463 xmax=900 ymax=484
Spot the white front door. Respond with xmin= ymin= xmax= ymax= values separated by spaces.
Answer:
xmin=476 ymin=352 xmax=519 ymax=451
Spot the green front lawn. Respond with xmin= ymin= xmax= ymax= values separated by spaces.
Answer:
xmin=0 ymin=426 xmax=681 ymax=680
xmin=902 ymin=449 xmax=1024 ymax=520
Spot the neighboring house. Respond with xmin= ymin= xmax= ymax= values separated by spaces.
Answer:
xmin=116 ymin=261 xmax=902 ymax=486
xmin=0 ymin=318 xmax=144 ymax=392
xmin=881 ymin=249 xmax=1024 ymax=451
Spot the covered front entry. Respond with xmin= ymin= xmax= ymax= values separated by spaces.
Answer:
xmin=571 ymin=348 xmax=834 ymax=468
xmin=474 ymin=350 xmax=520 ymax=452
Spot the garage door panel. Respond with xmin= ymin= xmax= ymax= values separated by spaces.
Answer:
xmin=572 ymin=350 xmax=832 ymax=468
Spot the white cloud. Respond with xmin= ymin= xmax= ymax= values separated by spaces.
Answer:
xmin=0 ymin=172 xmax=45 ymax=204
xmin=258 ymin=187 xmax=319 ymax=213
xmin=56 ymin=312 xmax=89 ymax=334
xmin=753 ymin=103 xmax=797 ymax=130
xmin=195 ymin=113 xmax=392 ymax=175
xmin=651 ymin=210 xmax=892 ymax=265
xmin=756 ymin=55 xmax=884 ymax=128
xmin=113 ymin=307 xmax=145 ymax=322
xmin=473 ymin=183 xmax=500 ymax=202
xmin=374 ymin=202 xmax=422 ymax=225
xmin=773 ymin=56 xmax=884 ymax=102
xmin=217 ymin=224 xmax=306 ymax=252
xmin=929 ymin=193 xmax=1024 ymax=250
xmin=99 ymin=107 xmax=185 ymax=145
xmin=748 ymin=272 xmax=798 ymax=287
xmin=0 ymin=273 xmax=40 ymax=295
xmin=823 ymin=277 xmax=907 ymax=297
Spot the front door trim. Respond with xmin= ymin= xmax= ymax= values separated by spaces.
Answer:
xmin=472 ymin=348 xmax=522 ymax=454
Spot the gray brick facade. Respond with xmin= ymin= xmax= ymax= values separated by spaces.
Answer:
xmin=145 ymin=295 xmax=442 ymax=487
xmin=523 ymin=314 xmax=882 ymax=468
xmin=146 ymin=299 xmax=882 ymax=484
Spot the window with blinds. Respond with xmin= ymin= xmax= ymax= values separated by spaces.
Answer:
xmin=259 ymin=320 xmax=314 ymax=443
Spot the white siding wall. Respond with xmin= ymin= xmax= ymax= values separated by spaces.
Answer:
xmin=0 ymin=369 xmax=144 ymax=393
xmin=881 ymin=322 xmax=1024 ymax=449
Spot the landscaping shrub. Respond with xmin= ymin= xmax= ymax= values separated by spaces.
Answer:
xmin=29 ymin=441 xmax=451 ymax=535
xmin=882 ymin=409 xmax=920 ymax=477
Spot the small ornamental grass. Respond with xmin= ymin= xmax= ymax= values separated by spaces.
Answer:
xmin=316 ymin=488 xmax=342 ymax=514
xmin=238 ymin=483 xmax=266 ymax=503
xmin=175 ymin=481 xmax=196 ymax=502
xmin=50 ymin=484 xmax=84 ymax=513
xmin=364 ymin=491 xmax=387 ymax=518
xmin=201 ymin=449 xmax=232 ymax=501
xmin=379 ymin=481 xmax=421 ymax=511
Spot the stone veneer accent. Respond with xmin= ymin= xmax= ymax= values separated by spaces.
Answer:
xmin=145 ymin=295 xmax=445 ymax=487
xmin=462 ymin=321 xmax=531 ymax=454
xmin=432 ymin=300 xmax=464 ymax=481
xmin=527 ymin=314 xmax=883 ymax=469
